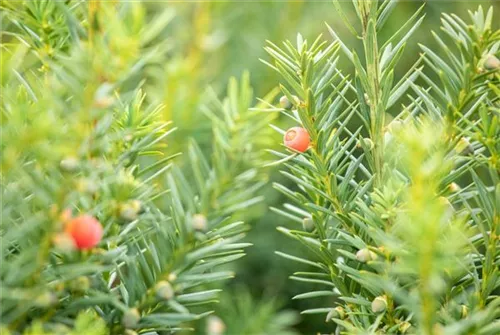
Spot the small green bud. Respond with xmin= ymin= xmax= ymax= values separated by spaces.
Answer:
xmin=355 ymin=248 xmax=377 ymax=263
xmin=119 ymin=200 xmax=142 ymax=222
xmin=52 ymin=233 xmax=76 ymax=253
xmin=122 ymin=308 xmax=141 ymax=329
xmin=448 ymin=182 xmax=460 ymax=193
xmin=388 ymin=120 xmax=403 ymax=133
xmin=371 ymin=295 xmax=387 ymax=313
xmin=456 ymin=137 xmax=474 ymax=156
xmin=302 ymin=217 xmax=314 ymax=232
xmin=280 ymin=95 xmax=300 ymax=109
xmin=279 ymin=95 xmax=299 ymax=109
xmin=69 ymin=276 xmax=90 ymax=292
xmin=124 ymin=330 xmax=138 ymax=335
xmin=279 ymin=95 xmax=292 ymax=109
xmin=35 ymin=292 xmax=57 ymax=307
xmin=155 ymin=280 xmax=174 ymax=300
xmin=363 ymin=93 xmax=371 ymax=106
xmin=192 ymin=214 xmax=208 ymax=231
xmin=484 ymin=54 xmax=500 ymax=70
xmin=120 ymin=206 xmax=137 ymax=221
xmin=60 ymin=157 xmax=80 ymax=172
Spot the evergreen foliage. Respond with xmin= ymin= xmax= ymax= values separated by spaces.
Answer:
xmin=1 ymin=1 xmax=499 ymax=334
xmin=1 ymin=2 xmax=274 ymax=334
xmin=265 ymin=1 xmax=500 ymax=334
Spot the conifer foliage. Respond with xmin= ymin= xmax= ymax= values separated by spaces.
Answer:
xmin=264 ymin=1 xmax=499 ymax=334
xmin=1 ymin=0 xmax=499 ymax=334
xmin=1 ymin=1 xmax=274 ymax=334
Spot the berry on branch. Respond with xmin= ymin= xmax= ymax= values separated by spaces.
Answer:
xmin=284 ymin=127 xmax=310 ymax=152
xmin=65 ymin=215 xmax=103 ymax=250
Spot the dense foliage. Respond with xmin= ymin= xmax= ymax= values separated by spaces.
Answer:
xmin=265 ymin=2 xmax=500 ymax=334
xmin=1 ymin=1 xmax=499 ymax=334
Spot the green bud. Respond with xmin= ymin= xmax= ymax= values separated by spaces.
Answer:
xmin=279 ymin=95 xmax=299 ymax=109
xmin=167 ymin=273 xmax=177 ymax=282
xmin=69 ymin=276 xmax=90 ymax=292
xmin=456 ymin=137 xmax=474 ymax=156
xmin=484 ymin=54 xmax=500 ymax=70
xmin=363 ymin=93 xmax=371 ymax=105
xmin=356 ymin=248 xmax=377 ymax=263
xmin=35 ymin=292 xmax=57 ymax=307
xmin=192 ymin=214 xmax=208 ymax=231
xmin=124 ymin=330 xmax=138 ymax=335
xmin=388 ymin=120 xmax=403 ymax=133
xmin=120 ymin=206 xmax=137 ymax=221
xmin=155 ymin=280 xmax=174 ymax=300
xmin=122 ymin=308 xmax=141 ymax=329
xmin=448 ymin=182 xmax=460 ymax=193
xmin=371 ymin=295 xmax=387 ymax=313
xmin=119 ymin=201 xmax=142 ymax=222
xmin=279 ymin=95 xmax=292 ymax=109
xmin=52 ymin=233 xmax=76 ymax=253
xmin=302 ymin=217 xmax=314 ymax=232
xmin=60 ymin=157 xmax=80 ymax=172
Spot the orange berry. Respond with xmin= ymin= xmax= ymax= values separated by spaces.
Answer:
xmin=284 ymin=127 xmax=310 ymax=152
xmin=65 ymin=215 xmax=103 ymax=250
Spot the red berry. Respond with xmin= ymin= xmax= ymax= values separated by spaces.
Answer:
xmin=284 ymin=127 xmax=310 ymax=152
xmin=65 ymin=215 xmax=103 ymax=250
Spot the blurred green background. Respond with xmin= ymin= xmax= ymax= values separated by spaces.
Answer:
xmin=147 ymin=1 xmax=497 ymax=334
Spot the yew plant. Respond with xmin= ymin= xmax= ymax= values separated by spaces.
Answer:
xmin=264 ymin=1 xmax=500 ymax=334
xmin=1 ymin=1 xmax=276 ymax=334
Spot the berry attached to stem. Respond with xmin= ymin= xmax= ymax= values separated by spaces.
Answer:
xmin=284 ymin=127 xmax=310 ymax=153
xmin=65 ymin=215 xmax=103 ymax=250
